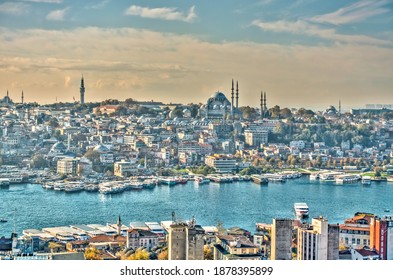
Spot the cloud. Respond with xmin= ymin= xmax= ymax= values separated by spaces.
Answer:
xmin=310 ymin=0 xmax=391 ymax=25
xmin=0 ymin=2 xmax=29 ymax=15
xmin=22 ymin=0 xmax=62 ymax=3
xmin=64 ymin=76 xmax=71 ymax=88
xmin=251 ymin=19 xmax=392 ymax=46
xmin=125 ymin=5 xmax=196 ymax=22
xmin=0 ymin=27 xmax=392 ymax=107
xmin=86 ymin=0 xmax=110 ymax=10
xmin=46 ymin=7 xmax=69 ymax=21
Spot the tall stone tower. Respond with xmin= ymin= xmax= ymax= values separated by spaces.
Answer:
xmin=168 ymin=216 xmax=205 ymax=260
xmin=80 ymin=75 xmax=85 ymax=104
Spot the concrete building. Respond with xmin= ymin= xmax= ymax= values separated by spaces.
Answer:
xmin=351 ymin=248 xmax=380 ymax=260
xmin=271 ymin=218 xmax=293 ymax=260
xmin=56 ymin=158 xmax=79 ymax=176
xmin=114 ymin=161 xmax=137 ymax=177
xmin=370 ymin=216 xmax=393 ymax=260
xmin=168 ymin=219 xmax=205 ymax=260
xmin=213 ymin=235 xmax=262 ymax=260
xmin=244 ymin=129 xmax=268 ymax=147
xmin=297 ymin=217 xmax=339 ymax=260
xmin=339 ymin=213 xmax=373 ymax=249
xmin=205 ymin=154 xmax=236 ymax=173
xmin=126 ymin=229 xmax=159 ymax=250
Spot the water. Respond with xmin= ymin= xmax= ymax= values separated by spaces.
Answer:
xmin=1 ymin=177 xmax=392 ymax=236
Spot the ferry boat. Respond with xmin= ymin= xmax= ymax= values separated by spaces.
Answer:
xmin=194 ymin=176 xmax=210 ymax=184
xmin=251 ymin=175 xmax=269 ymax=185
xmin=264 ymin=173 xmax=286 ymax=182
xmin=335 ymin=174 xmax=361 ymax=184
xmin=361 ymin=176 xmax=371 ymax=185
xmin=319 ymin=173 xmax=336 ymax=182
xmin=0 ymin=178 xmax=10 ymax=187
xmin=142 ymin=179 xmax=156 ymax=189
xmin=64 ymin=183 xmax=84 ymax=193
xmin=160 ymin=177 xmax=176 ymax=186
xmin=294 ymin=203 xmax=309 ymax=218
xmin=84 ymin=184 xmax=99 ymax=192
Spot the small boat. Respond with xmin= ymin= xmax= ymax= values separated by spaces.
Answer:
xmin=0 ymin=219 xmax=7 ymax=223
xmin=294 ymin=203 xmax=309 ymax=218
xmin=384 ymin=209 xmax=390 ymax=213
xmin=361 ymin=176 xmax=371 ymax=185
xmin=251 ymin=175 xmax=269 ymax=185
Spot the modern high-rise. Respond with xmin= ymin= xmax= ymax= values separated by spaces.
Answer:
xmin=271 ymin=218 xmax=293 ymax=260
xmin=297 ymin=217 xmax=339 ymax=260
xmin=168 ymin=219 xmax=205 ymax=260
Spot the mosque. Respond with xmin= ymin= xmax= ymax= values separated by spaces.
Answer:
xmin=198 ymin=80 xmax=269 ymax=121
xmin=199 ymin=79 xmax=242 ymax=120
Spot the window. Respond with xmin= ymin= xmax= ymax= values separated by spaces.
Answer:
xmin=357 ymin=239 xmax=360 ymax=245
xmin=345 ymin=237 xmax=349 ymax=244
xmin=352 ymin=238 xmax=356 ymax=244
xmin=363 ymin=239 xmax=367 ymax=245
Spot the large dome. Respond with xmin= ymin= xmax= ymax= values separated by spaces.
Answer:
xmin=211 ymin=92 xmax=226 ymax=99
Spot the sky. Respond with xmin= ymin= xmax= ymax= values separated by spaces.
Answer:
xmin=0 ymin=0 xmax=392 ymax=109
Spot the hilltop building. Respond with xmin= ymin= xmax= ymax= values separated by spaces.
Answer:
xmin=199 ymin=80 xmax=242 ymax=120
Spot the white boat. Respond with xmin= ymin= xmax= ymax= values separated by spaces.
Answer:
xmin=294 ymin=203 xmax=309 ymax=218
xmin=194 ymin=176 xmax=210 ymax=184
xmin=361 ymin=176 xmax=371 ymax=185
xmin=0 ymin=178 xmax=10 ymax=187
xmin=310 ymin=173 xmax=319 ymax=180
xmin=336 ymin=174 xmax=361 ymax=184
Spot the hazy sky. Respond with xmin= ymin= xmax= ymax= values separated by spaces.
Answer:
xmin=0 ymin=0 xmax=392 ymax=109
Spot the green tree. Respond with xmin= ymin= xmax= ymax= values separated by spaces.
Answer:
xmin=31 ymin=154 xmax=48 ymax=169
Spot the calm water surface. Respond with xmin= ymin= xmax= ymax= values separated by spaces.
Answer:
xmin=1 ymin=177 xmax=392 ymax=236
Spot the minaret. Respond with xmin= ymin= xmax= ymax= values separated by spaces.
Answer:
xmin=231 ymin=79 xmax=234 ymax=120
xmin=339 ymin=99 xmax=341 ymax=116
xmin=21 ymin=91 xmax=24 ymax=104
xmin=263 ymin=92 xmax=268 ymax=115
xmin=6 ymin=90 xmax=9 ymax=104
xmin=260 ymin=91 xmax=263 ymax=120
xmin=117 ymin=215 xmax=122 ymax=236
xmin=80 ymin=75 xmax=85 ymax=104
xmin=235 ymin=81 xmax=239 ymax=110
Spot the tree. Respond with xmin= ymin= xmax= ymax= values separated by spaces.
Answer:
xmin=84 ymin=149 xmax=101 ymax=164
xmin=85 ymin=247 xmax=102 ymax=260
xmin=204 ymin=245 xmax=213 ymax=260
xmin=31 ymin=154 xmax=48 ymax=169
xmin=216 ymin=220 xmax=226 ymax=235
xmin=127 ymin=248 xmax=150 ymax=260
xmin=158 ymin=250 xmax=168 ymax=260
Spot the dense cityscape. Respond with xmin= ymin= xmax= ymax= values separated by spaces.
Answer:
xmin=0 ymin=76 xmax=392 ymax=260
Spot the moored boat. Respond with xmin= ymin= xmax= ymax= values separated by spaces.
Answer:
xmin=294 ymin=203 xmax=309 ymax=218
